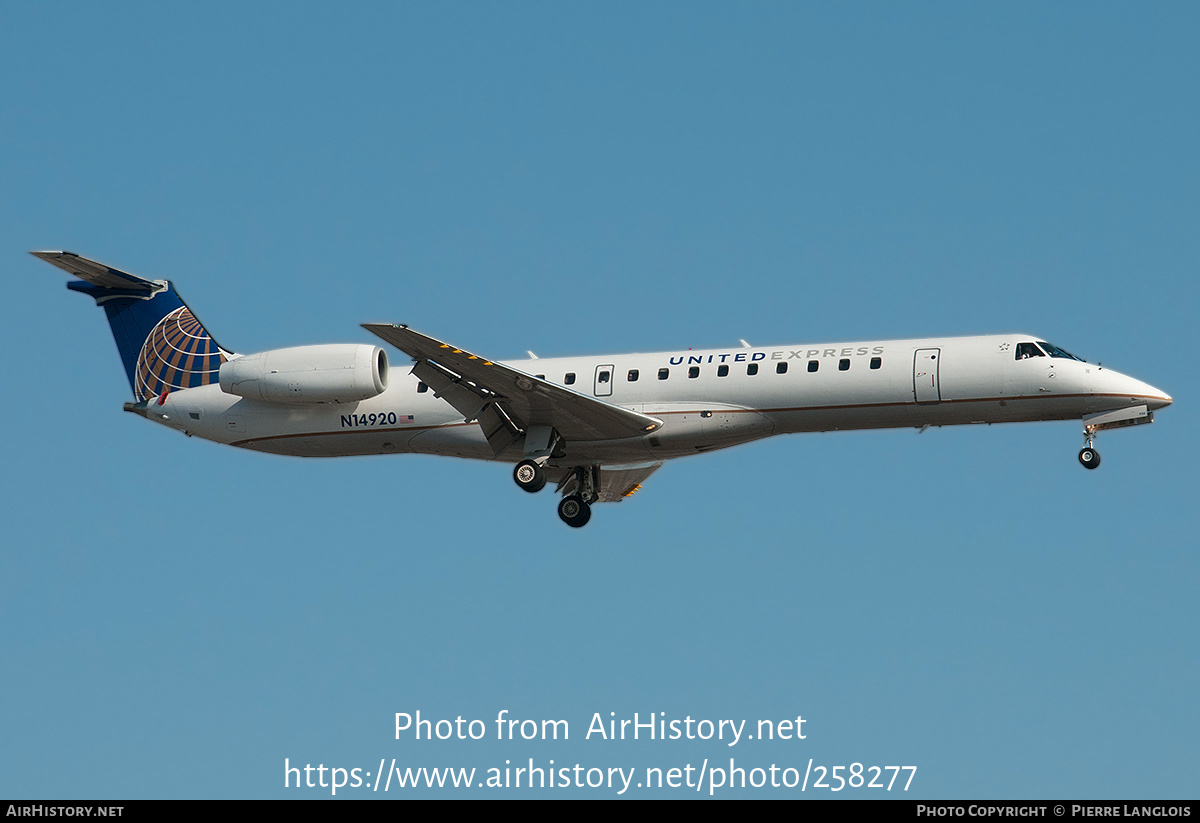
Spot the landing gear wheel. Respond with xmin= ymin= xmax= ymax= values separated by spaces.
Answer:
xmin=513 ymin=459 xmax=546 ymax=493
xmin=1078 ymin=448 xmax=1101 ymax=470
xmin=557 ymin=495 xmax=591 ymax=528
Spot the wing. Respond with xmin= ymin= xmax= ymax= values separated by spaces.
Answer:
xmin=363 ymin=324 xmax=662 ymax=455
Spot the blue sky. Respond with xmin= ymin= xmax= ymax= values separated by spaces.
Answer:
xmin=1 ymin=2 xmax=1196 ymax=798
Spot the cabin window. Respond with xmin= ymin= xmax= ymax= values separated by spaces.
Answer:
xmin=627 ymin=369 xmax=639 ymax=382
xmin=688 ymin=366 xmax=700 ymax=379
xmin=776 ymin=362 xmax=788 ymax=374
xmin=717 ymin=364 xmax=729 ymax=377
xmin=565 ymin=372 xmax=576 ymax=385
xmin=747 ymin=363 xmax=759 ymax=376
xmin=839 ymin=358 xmax=850 ymax=371
xmin=598 ymin=370 xmax=610 ymax=384
xmin=807 ymin=360 xmax=819 ymax=373
xmin=1015 ymin=342 xmax=1045 ymax=360
xmin=535 ymin=374 xmax=545 ymax=380
xmin=658 ymin=368 xmax=669 ymax=380
xmin=417 ymin=382 xmax=428 ymax=393
xmin=870 ymin=357 xmax=881 ymax=370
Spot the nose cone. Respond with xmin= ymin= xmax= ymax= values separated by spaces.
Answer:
xmin=1095 ymin=367 xmax=1172 ymax=410
xmin=1129 ymin=376 xmax=1172 ymax=410
xmin=1147 ymin=387 xmax=1173 ymax=410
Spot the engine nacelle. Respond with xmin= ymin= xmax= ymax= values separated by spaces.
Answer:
xmin=219 ymin=344 xmax=388 ymax=404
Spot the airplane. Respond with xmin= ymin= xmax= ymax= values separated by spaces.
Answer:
xmin=35 ymin=250 xmax=1173 ymax=528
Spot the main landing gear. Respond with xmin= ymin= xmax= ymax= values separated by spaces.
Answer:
xmin=556 ymin=466 xmax=597 ymax=527
xmin=557 ymin=495 xmax=591 ymax=528
xmin=513 ymin=459 xmax=546 ymax=492
xmin=511 ymin=460 xmax=597 ymax=527
xmin=1078 ymin=424 xmax=1101 ymax=470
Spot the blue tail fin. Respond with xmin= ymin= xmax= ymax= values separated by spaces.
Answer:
xmin=33 ymin=251 xmax=231 ymax=402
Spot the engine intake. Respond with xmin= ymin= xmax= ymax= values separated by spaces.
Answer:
xmin=219 ymin=344 xmax=388 ymax=404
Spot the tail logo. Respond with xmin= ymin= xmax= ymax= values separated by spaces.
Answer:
xmin=134 ymin=306 xmax=228 ymax=401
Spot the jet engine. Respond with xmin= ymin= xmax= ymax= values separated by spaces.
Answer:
xmin=219 ymin=344 xmax=388 ymax=404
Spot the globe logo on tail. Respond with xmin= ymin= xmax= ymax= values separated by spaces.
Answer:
xmin=134 ymin=306 xmax=228 ymax=402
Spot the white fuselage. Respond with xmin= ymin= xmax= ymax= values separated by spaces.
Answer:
xmin=141 ymin=333 xmax=1171 ymax=468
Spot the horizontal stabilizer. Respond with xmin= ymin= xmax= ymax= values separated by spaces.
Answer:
xmin=31 ymin=251 xmax=161 ymax=293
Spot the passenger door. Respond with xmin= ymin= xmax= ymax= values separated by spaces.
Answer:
xmin=913 ymin=348 xmax=941 ymax=404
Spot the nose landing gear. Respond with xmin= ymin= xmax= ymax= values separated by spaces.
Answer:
xmin=1076 ymin=404 xmax=1157 ymax=470
xmin=1078 ymin=424 xmax=1101 ymax=470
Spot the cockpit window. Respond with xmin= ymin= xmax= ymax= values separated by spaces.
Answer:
xmin=1037 ymin=342 xmax=1085 ymax=362
xmin=1015 ymin=342 xmax=1045 ymax=360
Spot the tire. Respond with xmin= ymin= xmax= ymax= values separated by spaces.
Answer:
xmin=1078 ymin=448 xmax=1101 ymax=470
xmin=558 ymin=495 xmax=591 ymax=527
xmin=514 ymin=459 xmax=546 ymax=492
